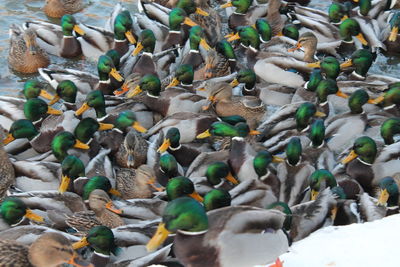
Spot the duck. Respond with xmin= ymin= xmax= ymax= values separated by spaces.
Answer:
xmin=155 ymin=153 xmax=184 ymax=186
xmin=203 ymin=188 xmax=231 ymax=211
xmin=24 ymin=14 xmax=85 ymax=58
xmin=131 ymin=29 xmax=158 ymax=76
xmin=164 ymin=64 xmax=195 ymax=90
xmin=380 ymin=117 xmax=400 ymax=146
xmin=196 ymin=121 xmax=260 ymax=140
xmin=44 ymin=0 xmax=85 ymax=18
xmin=51 ymin=131 xmax=90 ymax=162
xmin=65 ymin=189 xmax=124 ymax=233
xmin=58 ymin=155 xmax=85 ymax=193
xmin=115 ymin=129 xmax=148 ymax=168
xmin=203 ymin=82 xmax=265 ymax=129
xmin=8 ymin=25 xmax=50 ymax=74
xmin=123 ymin=74 xmax=208 ymax=117
xmin=0 ymin=232 xmax=92 ymax=267
xmin=338 ymin=136 xmax=400 ymax=194
xmin=23 ymin=98 xmax=63 ymax=123
xmin=166 ymin=176 xmax=204 ymax=201
xmin=22 ymin=80 xmax=54 ymax=101
xmin=39 ymin=54 xmax=124 ymax=96
xmin=220 ymin=0 xmax=268 ymax=30
xmin=146 ymin=197 xmax=289 ymax=267
xmin=0 ymin=197 xmax=44 ymax=231
xmin=0 ymin=128 xmax=15 ymax=200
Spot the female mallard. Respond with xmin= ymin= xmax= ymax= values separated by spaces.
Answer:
xmin=0 ymin=232 xmax=92 ymax=267
xmin=147 ymin=197 xmax=289 ymax=267
xmin=44 ymin=0 xmax=85 ymax=18
xmin=24 ymin=14 xmax=85 ymax=58
xmin=115 ymin=129 xmax=148 ymax=168
xmin=0 ymin=128 xmax=14 ymax=200
xmin=66 ymin=189 xmax=124 ymax=233
xmin=203 ymin=82 xmax=265 ymax=129
xmin=8 ymin=25 xmax=50 ymax=74
xmin=0 ymin=197 xmax=44 ymax=231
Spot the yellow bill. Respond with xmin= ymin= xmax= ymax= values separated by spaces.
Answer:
xmin=73 ymin=25 xmax=85 ymax=35
xmin=220 ymin=1 xmax=233 ymax=8
xmin=183 ymin=17 xmax=197 ymax=27
xmin=389 ymin=26 xmax=398 ymax=42
xmin=272 ymin=155 xmax=285 ymax=163
xmin=99 ymin=123 xmax=114 ymax=131
xmin=306 ymin=62 xmax=321 ymax=68
xmin=196 ymin=129 xmax=211 ymax=139
xmin=315 ymin=111 xmax=326 ymax=117
xmin=230 ymin=78 xmax=239 ymax=87
xmin=227 ymin=32 xmax=240 ymax=42
xmin=125 ymin=31 xmax=137 ymax=44
xmin=335 ymin=89 xmax=348 ymax=98
xmin=39 ymin=89 xmax=54 ymax=100
xmin=132 ymin=121 xmax=147 ymax=133
xmin=58 ymin=175 xmax=71 ymax=193
xmin=377 ymin=188 xmax=389 ymax=206
xmin=167 ymin=77 xmax=180 ymax=88
xmin=127 ymin=85 xmax=142 ymax=98
xmin=226 ymin=172 xmax=239 ymax=184
xmin=157 ymin=138 xmax=170 ymax=153
xmin=340 ymin=59 xmax=353 ymax=69
xmin=109 ymin=188 xmax=122 ymax=197
xmin=311 ymin=189 xmax=319 ymax=201
xmin=74 ymin=139 xmax=90 ymax=150
xmin=340 ymin=15 xmax=349 ymax=22
xmin=330 ymin=206 xmax=338 ymax=221
xmin=25 ymin=209 xmax=44 ymax=222
xmin=48 ymin=94 xmax=61 ymax=105
xmin=47 ymin=106 xmax=63 ymax=115
xmin=200 ymin=39 xmax=211 ymax=50
xmin=105 ymin=201 xmax=123 ymax=214
xmin=368 ymin=94 xmax=384 ymax=104
xmin=110 ymin=68 xmax=124 ymax=82
xmin=3 ymin=133 xmax=15 ymax=145
xmin=133 ymin=42 xmax=144 ymax=56
xmin=342 ymin=149 xmax=358 ymax=164
xmin=72 ymin=237 xmax=89 ymax=250
xmin=75 ymin=102 xmax=90 ymax=116
xmin=195 ymin=7 xmax=209 ymax=16
xmin=146 ymin=222 xmax=171 ymax=252
xmin=356 ymin=33 xmax=368 ymax=46
xmin=189 ymin=191 xmax=204 ymax=202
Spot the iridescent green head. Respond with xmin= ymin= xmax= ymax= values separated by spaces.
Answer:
xmin=253 ymin=151 xmax=273 ymax=177
xmin=97 ymin=55 xmax=120 ymax=81
xmin=189 ymin=26 xmax=207 ymax=51
xmin=238 ymin=26 xmax=260 ymax=50
xmin=51 ymin=131 xmax=87 ymax=162
xmin=286 ymin=137 xmax=302 ymax=166
xmin=308 ymin=169 xmax=337 ymax=195
xmin=176 ymin=0 xmax=197 ymax=15
xmin=83 ymin=176 xmax=114 ymax=200
xmin=339 ymin=18 xmax=363 ymax=43
xmin=328 ymin=2 xmax=348 ymax=23
xmin=321 ymin=57 xmax=340 ymax=80
xmin=351 ymin=136 xmax=377 ymax=164
xmin=165 ymin=127 xmax=181 ymax=148
xmin=216 ymin=40 xmax=236 ymax=61
xmin=62 ymin=155 xmax=85 ymax=181
xmin=0 ymin=197 xmax=28 ymax=225
xmin=159 ymin=154 xmax=179 ymax=178
xmin=359 ymin=0 xmax=371 ymax=16
xmin=86 ymin=226 xmax=117 ymax=255
xmin=114 ymin=11 xmax=133 ymax=41
xmin=203 ymin=189 xmax=231 ymax=211
xmin=219 ymin=115 xmax=246 ymax=125
xmin=175 ymin=64 xmax=194 ymax=85
xmin=348 ymin=89 xmax=369 ymax=114
xmin=378 ymin=177 xmax=399 ymax=207
xmin=206 ymin=162 xmax=237 ymax=186
xmin=383 ymin=86 xmax=400 ymax=108
xmin=115 ymin=111 xmax=139 ymax=132
xmin=295 ymin=102 xmax=319 ymax=131
xmin=350 ymin=49 xmax=373 ymax=78
xmin=166 ymin=176 xmax=200 ymax=201
xmin=316 ymin=78 xmax=339 ymax=103
xmin=389 ymin=11 xmax=400 ymax=30
xmin=331 ymin=186 xmax=346 ymax=199
xmin=162 ymin=197 xmax=208 ymax=233
xmin=74 ymin=118 xmax=100 ymax=144
xmin=23 ymin=80 xmax=46 ymax=99
xmin=210 ymin=121 xmax=252 ymax=137
xmin=169 ymin=8 xmax=189 ymax=31
xmin=306 ymin=68 xmax=323 ymax=92
xmin=84 ymin=90 xmax=106 ymax=118
xmin=266 ymin=202 xmax=292 ymax=231
xmin=106 ymin=50 xmax=121 ymax=70
xmin=138 ymin=29 xmax=156 ymax=53
xmin=380 ymin=118 xmax=400 ymax=145
xmin=56 ymin=80 xmax=78 ymax=104
xmin=139 ymin=74 xmax=161 ymax=97
xmin=236 ymin=69 xmax=256 ymax=89
xmin=7 ymin=119 xmax=39 ymax=141
xmin=282 ymin=24 xmax=299 ymax=41
xmin=256 ymin=19 xmax=272 ymax=42
xmin=24 ymin=98 xmax=51 ymax=122
xmin=61 ymin=14 xmax=81 ymax=36
xmin=309 ymin=119 xmax=325 ymax=147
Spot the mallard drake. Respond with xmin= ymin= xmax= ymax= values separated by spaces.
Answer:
xmin=131 ymin=29 xmax=158 ymax=76
xmin=380 ymin=117 xmax=400 ymax=146
xmin=147 ymin=197 xmax=289 ymax=267
xmin=166 ymin=176 xmax=203 ymax=201
xmin=23 ymin=98 xmax=63 ymax=123
xmin=196 ymin=121 xmax=260 ymax=140
xmin=66 ymin=189 xmax=124 ymax=232
xmin=164 ymin=64 xmax=195 ymax=90
xmin=39 ymin=54 xmax=124 ymax=95
xmin=155 ymin=153 xmax=183 ymax=186
xmin=179 ymin=26 xmax=211 ymax=72
xmin=58 ymin=155 xmax=85 ymax=193
xmin=24 ymin=14 xmax=85 ymax=58
xmin=372 ymin=83 xmax=400 ymax=116
xmin=123 ymin=74 xmax=208 ymax=117
xmin=80 ymin=176 xmax=120 ymax=201
xmin=0 ymin=197 xmax=44 ymax=230
xmin=277 ymin=137 xmax=315 ymax=206
xmin=220 ymin=0 xmax=268 ymax=30
xmin=8 ymin=25 xmax=50 ymax=74
xmin=48 ymin=80 xmax=81 ymax=109
xmin=340 ymin=49 xmax=374 ymax=80
xmin=338 ymin=18 xmax=370 ymax=47
xmin=51 ymin=131 xmax=90 ymax=162
xmin=203 ymin=188 xmax=231 ymax=211
xmin=0 ymin=232 xmax=92 ymax=267
xmin=203 ymin=82 xmax=265 ymax=129
xmin=339 ymin=136 xmax=400 ymax=194
xmin=230 ymin=68 xmax=258 ymax=96
xmin=22 ymin=80 xmax=54 ymax=101
xmin=44 ymin=0 xmax=85 ymax=18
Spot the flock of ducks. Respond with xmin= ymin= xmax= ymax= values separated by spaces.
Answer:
xmin=2 ymin=0 xmax=400 ymax=266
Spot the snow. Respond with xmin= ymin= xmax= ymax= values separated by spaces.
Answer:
xmin=276 ymin=214 xmax=400 ymax=267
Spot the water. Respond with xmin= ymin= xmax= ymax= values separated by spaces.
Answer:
xmin=0 ymin=0 xmax=398 ymax=97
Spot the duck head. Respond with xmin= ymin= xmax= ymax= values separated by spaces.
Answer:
xmin=380 ymin=117 xmax=400 ymax=145
xmin=0 ymin=197 xmax=44 ymax=225
xmin=97 ymin=55 xmax=124 ymax=83
xmin=206 ymin=161 xmax=238 ymax=186
xmin=88 ymin=189 xmax=123 ymax=215
xmin=388 ymin=11 xmax=400 ymax=42
xmin=73 ymin=226 xmax=117 ymax=256
xmin=309 ymin=119 xmax=325 ymax=148
xmin=308 ymin=57 xmax=340 ymax=80
xmin=23 ymin=80 xmax=53 ymax=100
xmin=230 ymin=69 xmax=256 ymax=91
xmin=23 ymin=29 xmax=40 ymax=56
xmin=3 ymin=119 xmax=39 ymax=145
xmin=196 ymin=121 xmax=259 ymax=138
xmin=253 ymin=150 xmax=284 ymax=179
xmin=203 ymin=189 xmax=231 ymax=211
xmin=83 ymin=176 xmax=121 ymax=200
xmin=169 ymin=8 xmax=197 ymax=32
xmin=295 ymin=102 xmax=325 ymax=132
xmin=286 ymin=137 xmax=302 ymax=166
xmin=159 ymin=153 xmax=180 ymax=178
xmin=147 ymin=197 xmax=208 ymax=251
xmin=216 ymin=39 xmax=237 ymax=63
xmin=51 ymin=131 xmax=89 ymax=161
xmin=114 ymin=11 xmax=136 ymax=44
xmin=267 ymin=201 xmax=292 ymax=231
xmin=308 ymin=169 xmax=337 ymax=200
xmin=49 ymin=80 xmax=78 ymax=105
xmin=377 ymin=177 xmax=399 ymax=207
xmin=166 ymin=176 xmax=203 ymax=201
xmin=228 ymin=26 xmax=260 ymax=51
xmin=220 ymin=0 xmax=252 ymax=14
xmin=127 ymin=74 xmax=161 ymax=98
xmin=288 ymin=32 xmax=317 ymax=63
xmin=176 ymin=0 xmax=209 ymax=16
xmin=167 ymin=64 xmax=194 ymax=88
xmin=133 ymin=29 xmax=156 ymax=56
xmin=282 ymin=24 xmax=299 ymax=41
xmin=61 ymin=14 xmax=85 ymax=37
xmin=348 ymin=89 xmax=375 ymax=114
xmin=316 ymin=78 xmax=348 ymax=104
xmin=339 ymin=18 xmax=368 ymax=45
xmin=74 ymin=118 xmax=113 ymax=144
xmin=255 ymin=18 xmax=272 ymax=43
xmin=328 ymin=2 xmax=349 ymax=24
xmin=189 ymin=25 xmax=211 ymax=51
xmin=340 ymin=49 xmax=373 ymax=79
xmin=75 ymin=90 xmax=106 ymax=119
xmin=158 ymin=127 xmax=181 ymax=153
xmin=24 ymin=98 xmax=62 ymax=122
xmin=59 ymin=155 xmax=85 ymax=193
xmin=114 ymin=111 xmax=147 ymax=133
xmin=358 ymin=0 xmax=371 ymax=16
xmin=342 ymin=136 xmax=377 ymax=165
